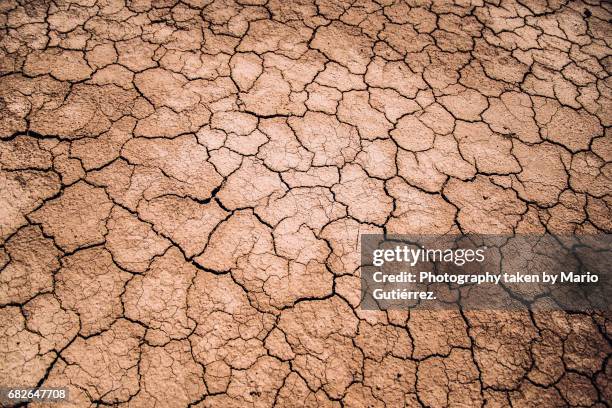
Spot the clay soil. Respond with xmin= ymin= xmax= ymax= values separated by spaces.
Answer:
xmin=0 ymin=0 xmax=611 ymax=406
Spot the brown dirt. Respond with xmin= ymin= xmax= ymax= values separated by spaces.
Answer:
xmin=0 ymin=0 xmax=610 ymax=406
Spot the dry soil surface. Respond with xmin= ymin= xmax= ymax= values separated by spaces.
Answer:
xmin=0 ymin=0 xmax=611 ymax=407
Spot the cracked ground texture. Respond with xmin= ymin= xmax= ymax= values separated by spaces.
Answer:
xmin=0 ymin=0 xmax=611 ymax=406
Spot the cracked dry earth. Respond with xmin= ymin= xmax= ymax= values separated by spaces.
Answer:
xmin=0 ymin=0 xmax=611 ymax=407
